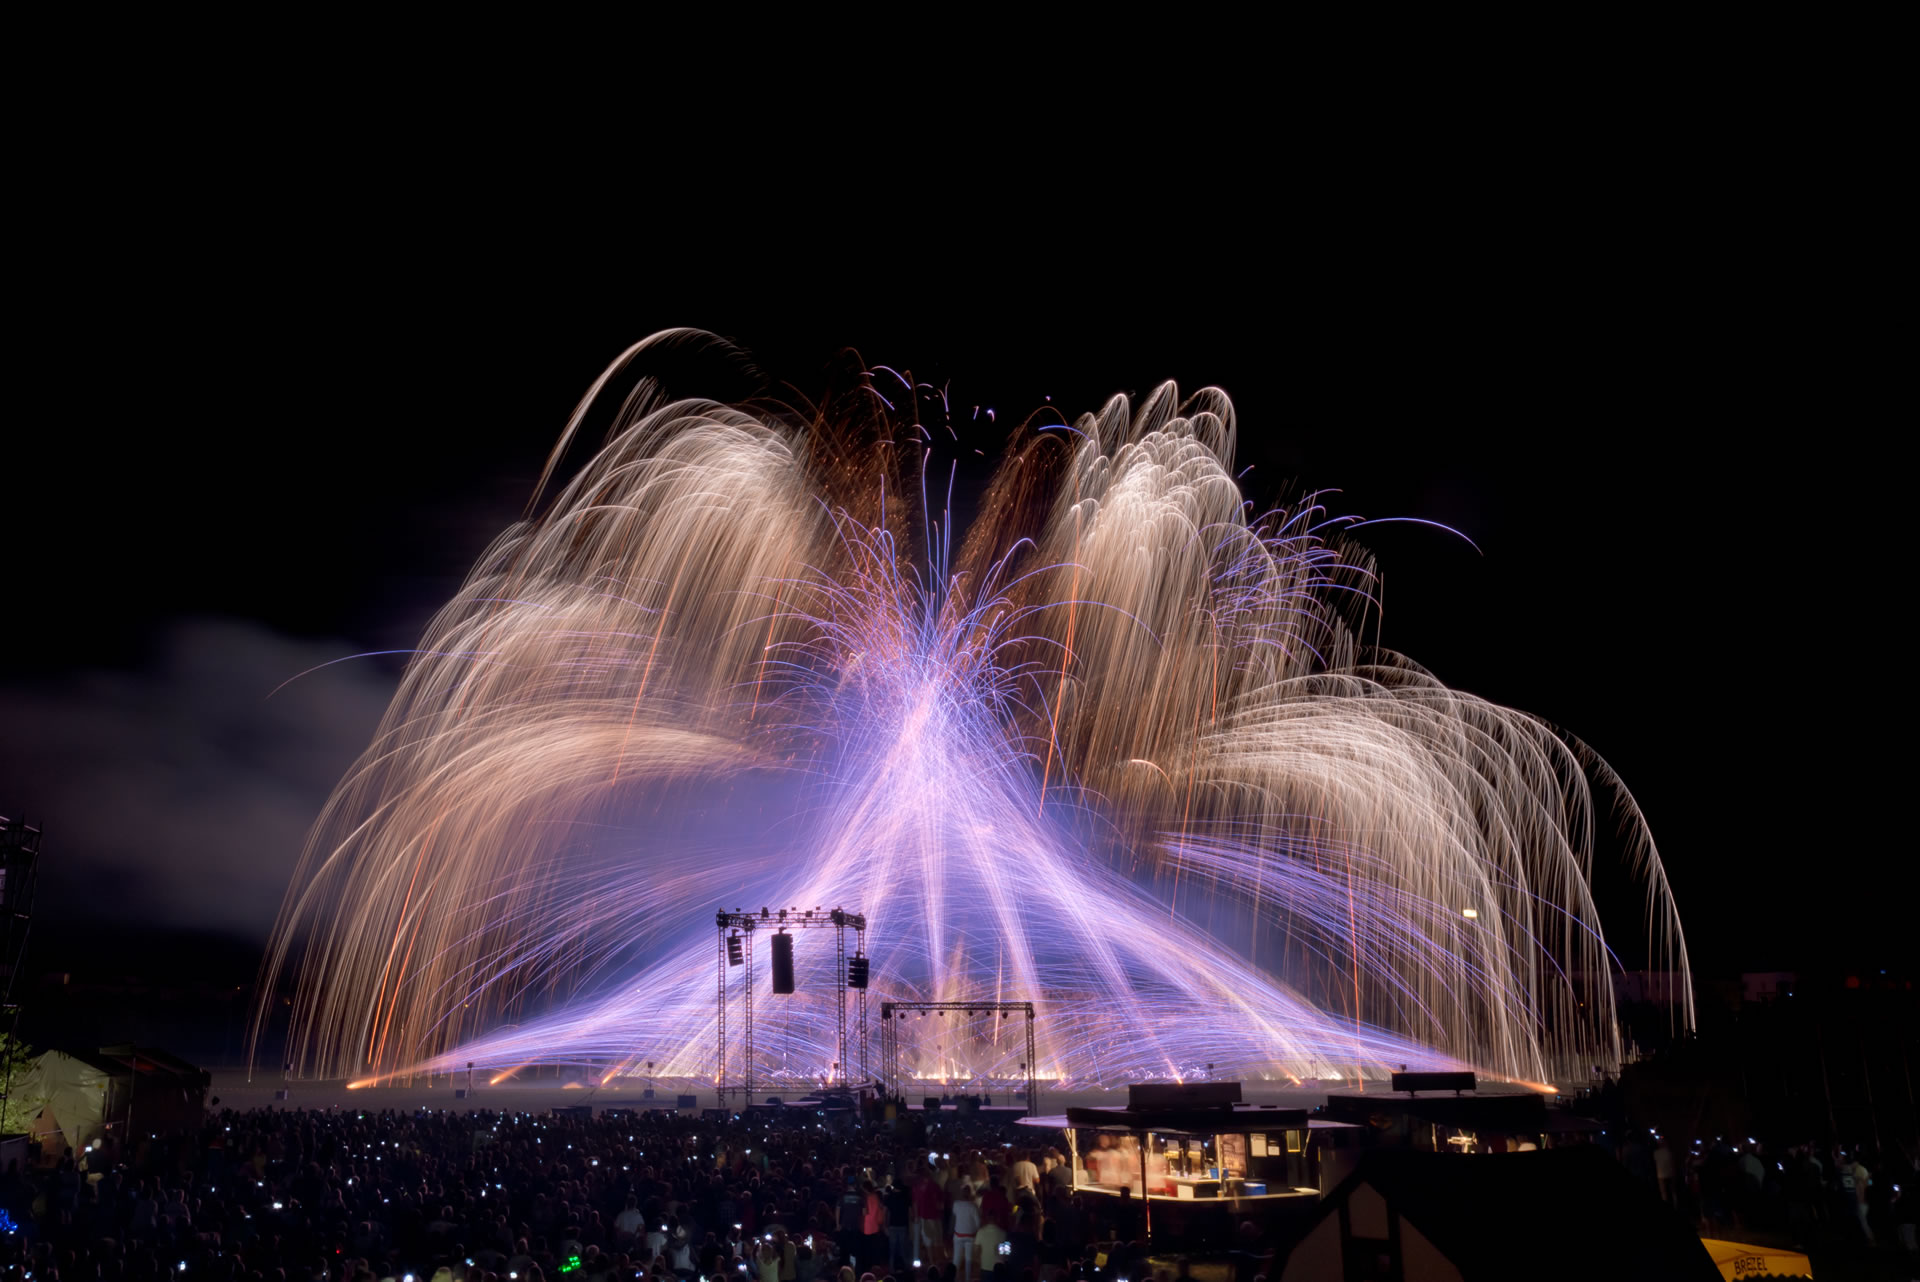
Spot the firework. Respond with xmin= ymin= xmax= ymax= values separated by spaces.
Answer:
xmin=252 ymin=331 xmax=1691 ymax=1089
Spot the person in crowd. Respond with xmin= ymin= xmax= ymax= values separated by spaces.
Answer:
xmin=861 ymin=1178 xmax=886 ymax=1271
xmin=838 ymin=1176 xmax=867 ymax=1265
xmin=1008 ymin=1152 xmax=1038 ymax=1200
xmin=881 ymin=1174 xmax=911 ymax=1271
xmin=949 ymin=1186 xmax=981 ymax=1282
xmin=912 ymin=1163 xmax=947 ymax=1267
xmin=1735 ymin=1142 xmax=1765 ymax=1227
xmin=1846 ymin=1148 xmax=1873 ymax=1243
xmin=758 ymin=1231 xmax=784 ymax=1282
xmin=614 ymin=1195 xmax=644 ymax=1242
xmin=972 ymin=1209 xmax=1006 ymax=1279
xmin=978 ymin=1174 xmax=1010 ymax=1233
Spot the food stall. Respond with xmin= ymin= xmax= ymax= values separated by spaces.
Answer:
xmin=1321 ymin=1077 xmax=1603 ymax=1154
xmin=1018 ymin=1083 xmax=1358 ymax=1243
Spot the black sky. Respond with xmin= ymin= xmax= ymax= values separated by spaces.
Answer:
xmin=6 ymin=121 xmax=1899 ymax=1037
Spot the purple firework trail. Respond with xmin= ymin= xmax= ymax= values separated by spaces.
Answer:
xmin=253 ymin=331 xmax=1691 ymax=1093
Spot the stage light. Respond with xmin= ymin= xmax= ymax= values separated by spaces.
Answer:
xmin=1461 ymin=908 xmax=1479 ymax=918
xmin=847 ymin=955 xmax=869 ymax=989
xmin=771 ymin=931 xmax=795 ymax=994
xmin=727 ymin=933 xmax=743 ymax=966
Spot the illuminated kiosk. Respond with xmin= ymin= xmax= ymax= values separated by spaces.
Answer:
xmin=1019 ymin=1083 xmax=1358 ymax=1242
xmin=1320 ymin=1072 xmax=1605 ymax=1157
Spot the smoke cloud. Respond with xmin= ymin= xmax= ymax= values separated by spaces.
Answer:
xmin=0 ymin=619 xmax=394 ymax=939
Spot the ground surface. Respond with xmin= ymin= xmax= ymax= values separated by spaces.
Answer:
xmin=206 ymin=1072 xmax=1550 ymax=1115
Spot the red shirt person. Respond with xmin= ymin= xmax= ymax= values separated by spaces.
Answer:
xmin=912 ymin=1173 xmax=947 ymax=1262
xmin=979 ymin=1182 xmax=1011 ymax=1230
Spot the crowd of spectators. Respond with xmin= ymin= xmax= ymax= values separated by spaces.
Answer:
xmin=1610 ymin=1128 xmax=1917 ymax=1257
xmin=6 ymin=1098 xmax=1913 ymax=1282
xmin=0 ymin=1107 xmax=1184 ymax=1282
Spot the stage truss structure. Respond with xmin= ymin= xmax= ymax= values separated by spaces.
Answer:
xmin=715 ymin=907 xmax=867 ymax=1100
xmin=879 ymin=1000 xmax=1038 ymax=1115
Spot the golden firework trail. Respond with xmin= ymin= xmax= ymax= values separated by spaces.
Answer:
xmin=252 ymin=331 xmax=1692 ymax=1090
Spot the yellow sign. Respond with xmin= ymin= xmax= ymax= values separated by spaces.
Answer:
xmin=1698 ymin=1238 xmax=1812 ymax=1280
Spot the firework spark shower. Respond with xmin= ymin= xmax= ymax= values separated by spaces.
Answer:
xmin=253 ymin=330 xmax=1691 ymax=1091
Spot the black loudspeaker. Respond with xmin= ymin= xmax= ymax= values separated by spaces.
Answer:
xmin=727 ymin=934 xmax=744 ymax=966
xmin=846 ymin=955 xmax=869 ymax=989
xmin=770 ymin=932 xmax=795 ymax=993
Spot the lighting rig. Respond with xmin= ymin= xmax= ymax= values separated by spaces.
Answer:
xmin=878 ymin=1000 xmax=1039 ymax=1116
xmin=715 ymin=907 xmax=868 ymax=1100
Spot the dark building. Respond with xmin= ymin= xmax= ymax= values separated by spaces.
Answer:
xmin=1281 ymin=1145 xmax=1716 ymax=1281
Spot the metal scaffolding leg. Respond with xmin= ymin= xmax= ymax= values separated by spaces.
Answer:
xmin=835 ymin=924 xmax=848 ymax=1087
xmin=744 ymin=927 xmax=754 ymax=1102
xmin=1027 ymin=1012 xmax=1038 ymax=1116
xmin=881 ymin=1002 xmax=895 ymax=1099
xmin=717 ymin=928 xmax=727 ymax=1097
xmin=857 ymin=926 xmax=868 ymax=1088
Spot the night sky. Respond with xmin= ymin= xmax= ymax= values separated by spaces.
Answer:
xmin=7 ymin=182 xmax=1895 ymax=1055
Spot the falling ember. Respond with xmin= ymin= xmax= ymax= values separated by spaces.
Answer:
xmin=252 ymin=331 xmax=1692 ymax=1089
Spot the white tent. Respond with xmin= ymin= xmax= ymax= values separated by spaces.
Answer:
xmin=8 ymin=1050 xmax=112 ymax=1154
